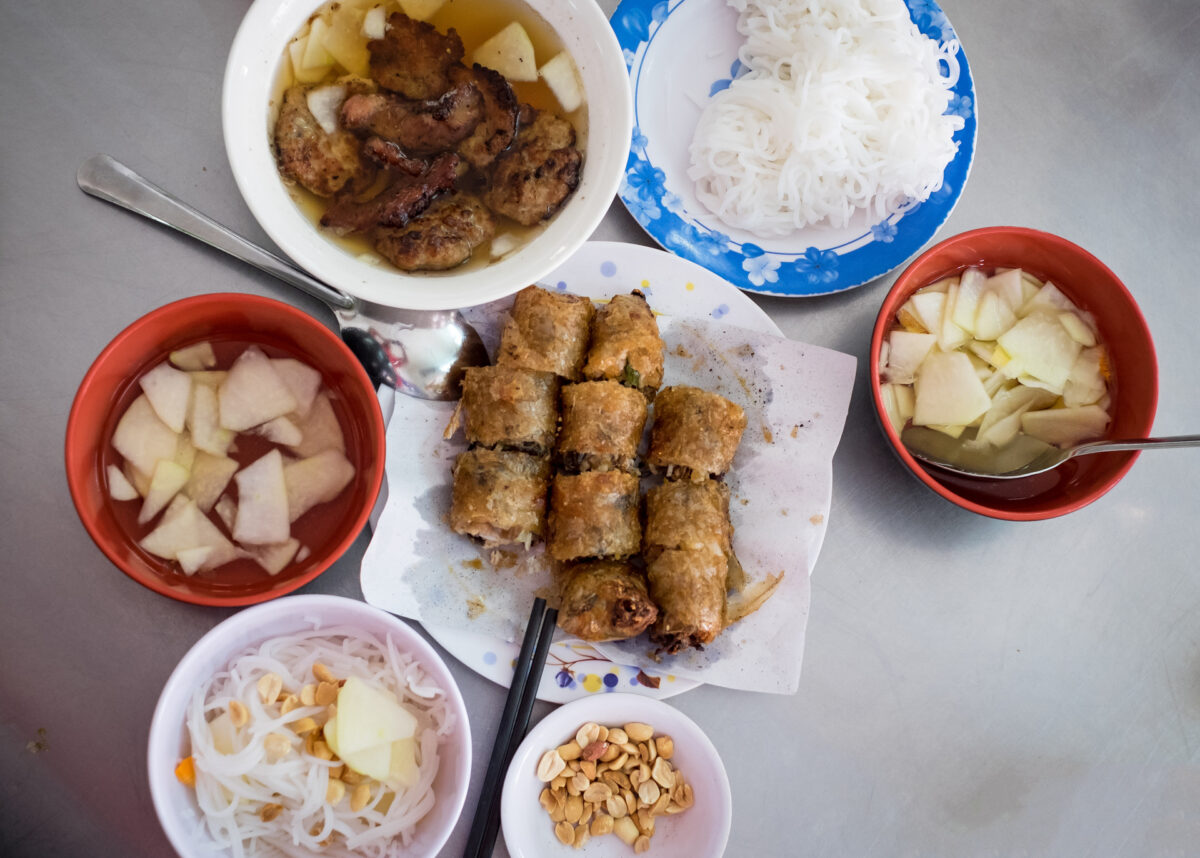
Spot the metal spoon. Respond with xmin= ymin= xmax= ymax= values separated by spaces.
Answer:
xmin=909 ymin=432 xmax=1200 ymax=479
xmin=76 ymin=154 xmax=488 ymax=399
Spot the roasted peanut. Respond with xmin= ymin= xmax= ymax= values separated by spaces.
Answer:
xmin=564 ymin=794 xmax=583 ymax=824
xmin=326 ymin=779 xmax=346 ymax=805
xmin=613 ymin=815 xmax=639 ymax=846
xmin=652 ymin=757 xmax=675 ymax=789
xmin=537 ymin=720 xmax=696 ymax=850
xmin=256 ymin=673 xmax=283 ymax=705
xmin=263 ymin=732 xmax=292 ymax=763
xmin=312 ymin=662 xmax=336 ymax=684
xmin=537 ymin=749 xmax=567 ymax=782
xmin=623 ymin=722 xmax=654 ymax=743
xmin=227 ymin=699 xmax=249 ymax=728
xmin=654 ymin=736 xmax=674 ymax=759
xmin=291 ymin=716 xmax=319 ymax=735
xmin=575 ymin=722 xmax=602 ymax=749
xmin=583 ymin=781 xmax=612 ymax=804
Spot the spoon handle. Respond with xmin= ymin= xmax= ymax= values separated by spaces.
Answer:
xmin=76 ymin=154 xmax=355 ymax=312
xmin=1072 ymin=434 xmax=1200 ymax=456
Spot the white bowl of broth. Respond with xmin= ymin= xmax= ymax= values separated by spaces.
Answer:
xmin=223 ymin=0 xmax=631 ymax=311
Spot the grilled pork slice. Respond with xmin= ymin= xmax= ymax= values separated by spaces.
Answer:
xmin=372 ymin=192 xmax=495 ymax=271
xmin=482 ymin=109 xmax=582 ymax=226
xmin=274 ymin=85 xmax=366 ymax=197
xmin=340 ymin=82 xmax=483 ymax=156
xmin=319 ymin=152 xmax=459 ymax=235
xmin=368 ymin=11 xmax=464 ymax=100
xmin=452 ymin=63 xmax=519 ymax=170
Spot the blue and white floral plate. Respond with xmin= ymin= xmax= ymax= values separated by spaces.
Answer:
xmin=610 ymin=0 xmax=978 ymax=297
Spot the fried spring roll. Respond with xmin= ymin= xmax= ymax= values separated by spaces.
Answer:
xmin=449 ymin=448 xmax=550 ymax=547
xmin=647 ymin=548 xmax=727 ymax=653
xmin=557 ymin=559 xmax=658 ymax=642
xmin=556 ymin=380 xmax=648 ymax=473
xmin=496 ymin=285 xmax=595 ymax=380
xmin=547 ymin=470 xmax=641 ymax=561
xmin=583 ymin=291 xmax=664 ymax=393
xmin=459 ymin=365 xmax=560 ymax=455
xmin=646 ymin=386 xmax=747 ymax=480
xmin=643 ymin=479 xmax=732 ymax=561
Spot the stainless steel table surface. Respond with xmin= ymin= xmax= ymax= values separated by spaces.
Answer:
xmin=2 ymin=1 xmax=1198 ymax=855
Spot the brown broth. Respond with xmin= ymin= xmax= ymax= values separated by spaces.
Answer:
xmin=100 ymin=337 xmax=366 ymax=591
xmin=271 ymin=0 xmax=587 ymax=274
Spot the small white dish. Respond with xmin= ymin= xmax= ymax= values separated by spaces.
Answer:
xmin=222 ymin=0 xmax=632 ymax=311
xmin=147 ymin=594 xmax=471 ymax=858
xmin=501 ymin=693 xmax=732 ymax=857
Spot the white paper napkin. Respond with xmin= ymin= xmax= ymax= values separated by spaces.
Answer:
xmin=361 ymin=312 xmax=855 ymax=694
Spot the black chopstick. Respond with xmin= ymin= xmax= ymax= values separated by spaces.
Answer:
xmin=463 ymin=598 xmax=557 ymax=858
xmin=476 ymin=604 xmax=558 ymax=854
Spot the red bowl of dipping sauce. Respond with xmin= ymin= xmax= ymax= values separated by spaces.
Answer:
xmin=65 ymin=293 xmax=386 ymax=604
xmin=869 ymin=226 xmax=1157 ymax=520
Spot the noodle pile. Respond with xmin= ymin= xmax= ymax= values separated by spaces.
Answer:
xmin=186 ymin=625 xmax=455 ymax=857
xmin=688 ymin=0 xmax=963 ymax=235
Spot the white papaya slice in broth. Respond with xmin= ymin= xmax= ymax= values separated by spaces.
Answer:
xmin=218 ymin=346 xmax=298 ymax=432
xmin=232 ymin=450 xmax=290 ymax=545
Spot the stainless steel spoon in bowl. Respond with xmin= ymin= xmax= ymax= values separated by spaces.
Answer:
xmin=908 ymin=431 xmax=1200 ymax=479
xmin=76 ymin=154 xmax=488 ymax=400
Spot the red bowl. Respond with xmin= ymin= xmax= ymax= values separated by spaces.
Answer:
xmin=870 ymin=227 xmax=1158 ymax=520
xmin=65 ymin=293 xmax=386 ymax=604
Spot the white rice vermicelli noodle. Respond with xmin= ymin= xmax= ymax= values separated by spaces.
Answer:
xmin=185 ymin=625 xmax=454 ymax=857
xmin=688 ymin=0 xmax=964 ymax=235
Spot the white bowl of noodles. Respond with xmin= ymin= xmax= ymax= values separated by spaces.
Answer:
xmin=148 ymin=595 xmax=471 ymax=858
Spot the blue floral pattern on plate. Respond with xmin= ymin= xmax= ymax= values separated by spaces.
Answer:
xmin=611 ymin=0 xmax=978 ymax=297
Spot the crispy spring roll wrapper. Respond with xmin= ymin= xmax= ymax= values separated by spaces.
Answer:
xmin=496 ymin=285 xmax=595 ymax=380
xmin=458 ymin=365 xmax=560 ymax=455
xmin=547 ymin=470 xmax=641 ymax=561
xmin=557 ymin=559 xmax=658 ymax=642
xmin=556 ymin=380 xmax=648 ymax=473
xmin=643 ymin=479 xmax=732 ymax=560
xmin=646 ymin=385 xmax=747 ymax=480
xmin=647 ymin=548 xmax=727 ymax=653
xmin=582 ymin=291 xmax=664 ymax=392
xmin=449 ymin=448 xmax=550 ymax=547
